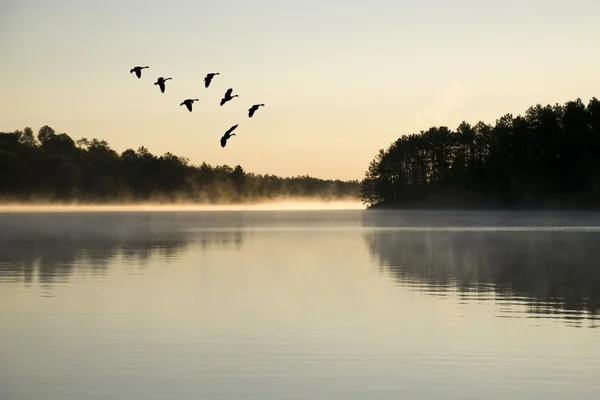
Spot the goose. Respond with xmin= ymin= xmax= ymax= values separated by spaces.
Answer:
xmin=220 ymin=88 xmax=239 ymax=106
xmin=180 ymin=99 xmax=199 ymax=112
xmin=248 ymin=103 xmax=265 ymax=118
xmin=220 ymin=124 xmax=238 ymax=148
xmin=130 ymin=66 xmax=149 ymax=79
xmin=154 ymin=77 xmax=172 ymax=93
xmin=204 ymin=73 xmax=220 ymax=88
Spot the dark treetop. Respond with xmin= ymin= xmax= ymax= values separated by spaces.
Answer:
xmin=0 ymin=126 xmax=359 ymax=204
xmin=360 ymin=97 xmax=600 ymax=210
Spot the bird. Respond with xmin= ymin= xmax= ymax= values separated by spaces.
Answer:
xmin=248 ymin=103 xmax=265 ymax=118
xmin=180 ymin=98 xmax=199 ymax=112
xmin=204 ymin=73 xmax=220 ymax=88
xmin=220 ymin=124 xmax=238 ymax=148
xmin=130 ymin=66 xmax=149 ymax=79
xmin=154 ymin=77 xmax=172 ymax=93
xmin=220 ymin=88 xmax=239 ymax=106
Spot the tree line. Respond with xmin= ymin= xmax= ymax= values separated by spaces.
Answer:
xmin=360 ymin=97 xmax=600 ymax=209
xmin=0 ymin=126 xmax=359 ymax=203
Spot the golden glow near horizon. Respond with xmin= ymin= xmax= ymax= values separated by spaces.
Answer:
xmin=0 ymin=200 xmax=366 ymax=213
xmin=1 ymin=0 xmax=600 ymax=181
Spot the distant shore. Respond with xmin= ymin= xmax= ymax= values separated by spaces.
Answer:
xmin=0 ymin=126 xmax=361 ymax=207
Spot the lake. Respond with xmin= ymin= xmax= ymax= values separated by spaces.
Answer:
xmin=1 ymin=208 xmax=599 ymax=399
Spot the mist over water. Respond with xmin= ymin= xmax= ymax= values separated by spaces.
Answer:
xmin=0 ymin=199 xmax=365 ymax=213
xmin=1 ymin=209 xmax=599 ymax=399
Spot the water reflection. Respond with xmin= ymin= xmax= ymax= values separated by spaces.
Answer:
xmin=0 ymin=212 xmax=244 ymax=288
xmin=363 ymin=212 xmax=600 ymax=327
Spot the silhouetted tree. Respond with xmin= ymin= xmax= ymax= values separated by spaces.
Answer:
xmin=37 ymin=125 xmax=55 ymax=144
xmin=361 ymin=97 xmax=600 ymax=209
xmin=19 ymin=127 xmax=37 ymax=147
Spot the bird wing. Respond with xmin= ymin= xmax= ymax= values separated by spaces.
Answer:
xmin=220 ymin=98 xmax=226 ymax=106
xmin=225 ymin=124 xmax=239 ymax=135
xmin=220 ymin=137 xmax=227 ymax=147
xmin=159 ymin=82 xmax=165 ymax=93
xmin=249 ymin=108 xmax=255 ymax=118
xmin=186 ymin=102 xmax=192 ymax=112
xmin=225 ymin=88 xmax=233 ymax=97
xmin=135 ymin=69 xmax=141 ymax=78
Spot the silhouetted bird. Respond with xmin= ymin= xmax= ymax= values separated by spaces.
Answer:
xmin=180 ymin=98 xmax=199 ymax=112
xmin=130 ymin=66 xmax=149 ymax=79
xmin=220 ymin=124 xmax=238 ymax=148
xmin=248 ymin=103 xmax=265 ymax=118
xmin=204 ymin=73 xmax=220 ymax=88
xmin=220 ymin=88 xmax=239 ymax=106
xmin=154 ymin=77 xmax=172 ymax=93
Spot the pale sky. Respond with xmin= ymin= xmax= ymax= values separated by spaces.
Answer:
xmin=1 ymin=0 xmax=599 ymax=181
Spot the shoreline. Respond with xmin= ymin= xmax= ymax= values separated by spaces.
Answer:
xmin=366 ymin=201 xmax=600 ymax=213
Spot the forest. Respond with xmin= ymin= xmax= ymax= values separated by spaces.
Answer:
xmin=0 ymin=125 xmax=359 ymax=203
xmin=360 ymin=97 xmax=600 ymax=209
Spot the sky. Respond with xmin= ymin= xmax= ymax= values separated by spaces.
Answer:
xmin=1 ymin=0 xmax=600 ymax=181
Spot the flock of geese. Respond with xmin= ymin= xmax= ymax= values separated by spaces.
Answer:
xmin=129 ymin=65 xmax=265 ymax=148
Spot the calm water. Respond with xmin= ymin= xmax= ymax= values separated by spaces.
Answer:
xmin=1 ymin=209 xmax=600 ymax=399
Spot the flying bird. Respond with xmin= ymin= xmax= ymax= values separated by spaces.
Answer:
xmin=248 ymin=103 xmax=265 ymax=118
xmin=220 ymin=124 xmax=238 ymax=148
xmin=130 ymin=66 xmax=149 ymax=79
xmin=154 ymin=77 xmax=172 ymax=93
xmin=180 ymin=99 xmax=199 ymax=112
xmin=204 ymin=73 xmax=220 ymax=88
xmin=220 ymin=88 xmax=239 ymax=106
